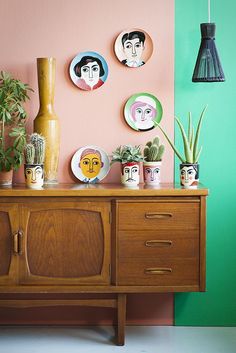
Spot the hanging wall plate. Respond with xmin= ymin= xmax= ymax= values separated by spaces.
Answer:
xmin=114 ymin=28 xmax=153 ymax=68
xmin=124 ymin=93 xmax=163 ymax=132
xmin=69 ymin=51 xmax=109 ymax=90
xmin=71 ymin=145 xmax=110 ymax=183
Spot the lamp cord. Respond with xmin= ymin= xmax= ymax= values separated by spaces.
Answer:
xmin=208 ymin=0 xmax=211 ymax=23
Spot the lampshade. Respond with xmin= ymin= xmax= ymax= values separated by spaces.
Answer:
xmin=192 ymin=23 xmax=225 ymax=82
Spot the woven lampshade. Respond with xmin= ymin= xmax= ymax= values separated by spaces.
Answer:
xmin=192 ymin=23 xmax=225 ymax=82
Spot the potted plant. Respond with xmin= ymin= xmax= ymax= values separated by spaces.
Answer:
xmin=111 ymin=144 xmax=143 ymax=186
xmin=24 ymin=133 xmax=46 ymax=188
xmin=157 ymin=106 xmax=207 ymax=187
xmin=0 ymin=71 xmax=33 ymax=185
xmin=143 ymin=136 xmax=165 ymax=185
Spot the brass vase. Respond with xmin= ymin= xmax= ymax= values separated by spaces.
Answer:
xmin=34 ymin=57 xmax=60 ymax=184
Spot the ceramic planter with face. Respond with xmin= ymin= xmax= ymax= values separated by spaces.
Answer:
xmin=24 ymin=164 xmax=44 ymax=189
xmin=143 ymin=161 xmax=161 ymax=185
xmin=121 ymin=162 xmax=140 ymax=186
xmin=180 ymin=163 xmax=199 ymax=188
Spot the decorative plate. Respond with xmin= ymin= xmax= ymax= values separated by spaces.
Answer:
xmin=69 ymin=51 xmax=108 ymax=91
xmin=114 ymin=28 xmax=153 ymax=68
xmin=71 ymin=145 xmax=110 ymax=183
xmin=124 ymin=93 xmax=163 ymax=132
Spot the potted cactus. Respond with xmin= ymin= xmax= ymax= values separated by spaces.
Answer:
xmin=111 ymin=144 xmax=143 ymax=186
xmin=24 ymin=133 xmax=46 ymax=188
xmin=157 ymin=106 xmax=207 ymax=187
xmin=143 ymin=136 xmax=165 ymax=185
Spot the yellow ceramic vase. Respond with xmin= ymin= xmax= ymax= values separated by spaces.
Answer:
xmin=34 ymin=57 xmax=60 ymax=184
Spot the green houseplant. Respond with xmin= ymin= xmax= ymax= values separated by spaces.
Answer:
xmin=157 ymin=106 xmax=207 ymax=187
xmin=111 ymin=145 xmax=143 ymax=186
xmin=143 ymin=136 xmax=165 ymax=185
xmin=24 ymin=133 xmax=46 ymax=188
xmin=0 ymin=71 xmax=33 ymax=184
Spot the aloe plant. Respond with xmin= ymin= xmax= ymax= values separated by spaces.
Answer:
xmin=111 ymin=145 xmax=143 ymax=164
xmin=157 ymin=106 xmax=207 ymax=164
xmin=144 ymin=136 xmax=165 ymax=162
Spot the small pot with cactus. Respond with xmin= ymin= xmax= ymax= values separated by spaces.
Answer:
xmin=143 ymin=136 xmax=165 ymax=185
xmin=111 ymin=145 xmax=143 ymax=186
xmin=24 ymin=133 xmax=46 ymax=188
xmin=157 ymin=106 xmax=207 ymax=188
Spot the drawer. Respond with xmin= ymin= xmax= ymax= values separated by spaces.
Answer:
xmin=117 ymin=258 xmax=199 ymax=286
xmin=118 ymin=230 xmax=199 ymax=258
xmin=117 ymin=202 xmax=199 ymax=230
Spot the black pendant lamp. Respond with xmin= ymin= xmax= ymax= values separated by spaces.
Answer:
xmin=192 ymin=0 xmax=225 ymax=82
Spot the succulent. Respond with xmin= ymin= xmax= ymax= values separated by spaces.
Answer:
xmin=111 ymin=145 xmax=143 ymax=164
xmin=144 ymin=136 xmax=165 ymax=162
xmin=157 ymin=106 xmax=207 ymax=164
xmin=24 ymin=133 xmax=46 ymax=165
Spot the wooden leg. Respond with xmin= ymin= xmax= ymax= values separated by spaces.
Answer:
xmin=116 ymin=293 xmax=126 ymax=346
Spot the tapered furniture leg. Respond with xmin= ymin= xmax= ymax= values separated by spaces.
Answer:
xmin=116 ymin=293 xmax=126 ymax=346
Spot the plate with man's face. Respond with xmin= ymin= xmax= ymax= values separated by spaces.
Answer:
xmin=69 ymin=51 xmax=109 ymax=91
xmin=71 ymin=145 xmax=110 ymax=183
xmin=114 ymin=28 xmax=153 ymax=68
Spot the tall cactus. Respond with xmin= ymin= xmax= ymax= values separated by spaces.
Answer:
xmin=24 ymin=133 xmax=46 ymax=165
xmin=24 ymin=143 xmax=35 ymax=164
xmin=144 ymin=136 xmax=165 ymax=162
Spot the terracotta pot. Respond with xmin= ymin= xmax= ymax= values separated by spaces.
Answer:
xmin=34 ymin=57 xmax=60 ymax=184
xmin=180 ymin=163 xmax=199 ymax=188
xmin=143 ymin=161 xmax=162 ymax=185
xmin=24 ymin=164 xmax=44 ymax=189
xmin=0 ymin=169 xmax=13 ymax=186
xmin=120 ymin=162 xmax=140 ymax=186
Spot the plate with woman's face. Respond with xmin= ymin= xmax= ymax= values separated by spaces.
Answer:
xmin=69 ymin=51 xmax=108 ymax=91
xmin=124 ymin=93 xmax=163 ymax=132
xmin=114 ymin=28 xmax=153 ymax=68
xmin=71 ymin=145 xmax=110 ymax=183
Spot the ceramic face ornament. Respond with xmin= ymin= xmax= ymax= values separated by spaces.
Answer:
xmin=143 ymin=162 xmax=161 ymax=185
xmin=121 ymin=162 xmax=140 ymax=186
xmin=24 ymin=164 xmax=44 ymax=188
xmin=79 ymin=148 xmax=104 ymax=183
xmin=180 ymin=163 xmax=199 ymax=187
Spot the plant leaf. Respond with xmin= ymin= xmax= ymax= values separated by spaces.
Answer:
xmin=193 ymin=106 xmax=207 ymax=163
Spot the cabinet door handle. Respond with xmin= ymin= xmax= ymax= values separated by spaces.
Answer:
xmin=145 ymin=212 xmax=173 ymax=219
xmin=144 ymin=268 xmax=173 ymax=275
xmin=13 ymin=232 xmax=19 ymax=254
xmin=145 ymin=240 xmax=172 ymax=247
xmin=18 ymin=230 xmax=23 ymax=254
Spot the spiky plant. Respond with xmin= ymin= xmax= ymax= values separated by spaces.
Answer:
xmin=24 ymin=143 xmax=35 ymax=164
xmin=144 ymin=136 xmax=165 ymax=162
xmin=30 ymin=133 xmax=46 ymax=164
xmin=157 ymin=106 xmax=207 ymax=164
xmin=111 ymin=145 xmax=143 ymax=164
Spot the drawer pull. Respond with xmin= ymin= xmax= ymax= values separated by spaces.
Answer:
xmin=145 ymin=267 xmax=173 ymax=275
xmin=145 ymin=240 xmax=172 ymax=247
xmin=13 ymin=232 xmax=19 ymax=254
xmin=145 ymin=212 xmax=173 ymax=219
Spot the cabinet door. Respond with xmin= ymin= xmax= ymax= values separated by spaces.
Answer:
xmin=19 ymin=201 xmax=110 ymax=285
xmin=0 ymin=204 xmax=19 ymax=285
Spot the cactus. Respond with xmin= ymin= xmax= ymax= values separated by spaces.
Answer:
xmin=24 ymin=144 xmax=35 ymax=164
xmin=24 ymin=133 xmax=46 ymax=165
xmin=144 ymin=136 xmax=165 ymax=162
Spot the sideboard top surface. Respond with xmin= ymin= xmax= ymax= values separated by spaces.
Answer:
xmin=0 ymin=183 xmax=209 ymax=197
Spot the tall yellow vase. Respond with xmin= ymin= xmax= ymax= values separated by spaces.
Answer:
xmin=34 ymin=58 xmax=60 ymax=184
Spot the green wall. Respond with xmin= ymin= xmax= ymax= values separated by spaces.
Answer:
xmin=174 ymin=0 xmax=236 ymax=326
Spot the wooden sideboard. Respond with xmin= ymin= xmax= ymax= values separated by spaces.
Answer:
xmin=0 ymin=183 xmax=208 ymax=345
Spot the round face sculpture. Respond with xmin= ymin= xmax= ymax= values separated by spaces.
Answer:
xmin=121 ymin=162 xmax=140 ymax=185
xmin=79 ymin=149 xmax=103 ymax=180
xmin=180 ymin=164 xmax=199 ymax=187
xmin=69 ymin=52 xmax=108 ymax=91
xmin=124 ymin=93 xmax=163 ymax=132
xmin=25 ymin=165 xmax=44 ymax=188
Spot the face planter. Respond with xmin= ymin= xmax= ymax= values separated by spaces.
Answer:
xmin=24 ymin=164 xmax=44 ymax=189
xmin=121 ymin=162 xmax=140 ymax=186
xmin=180 ymin=163 xmax=199 ymax=188
xmin=143 ymin=161 xmax=162 ymax=185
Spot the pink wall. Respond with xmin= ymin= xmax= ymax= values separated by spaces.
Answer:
xmin=0 ymin=0 xmax=174 ymax=324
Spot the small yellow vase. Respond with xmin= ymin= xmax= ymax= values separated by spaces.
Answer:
xmin=34 ymin=58 xmax=60 ymax=184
